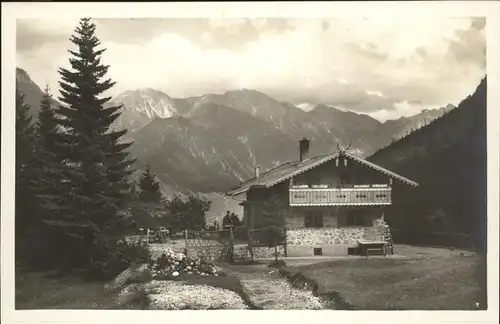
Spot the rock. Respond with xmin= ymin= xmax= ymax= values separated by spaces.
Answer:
xmin=107 ymin=263 xmax=152 ymax=291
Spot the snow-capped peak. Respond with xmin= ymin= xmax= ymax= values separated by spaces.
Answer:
xmin=114 ymin=88 xmax=179 ymax=120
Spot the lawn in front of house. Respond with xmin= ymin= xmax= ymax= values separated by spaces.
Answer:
xmin=286 ymin=246 xmax=485 ymax=310
xmin=15 ymin=268 xmax=118 ymax=309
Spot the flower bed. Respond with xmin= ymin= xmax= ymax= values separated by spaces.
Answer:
xmin=112 ymin=248 xmax=258 ymax=309
xmin=149 ymin=248 xmax=223 ymax=279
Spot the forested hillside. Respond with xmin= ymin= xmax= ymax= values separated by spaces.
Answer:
xmin=369 ymin=77 xmax=487 ymax=252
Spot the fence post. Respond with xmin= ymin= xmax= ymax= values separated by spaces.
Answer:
xmin=229 ymin=227 xmax=235 ymax=263
xmin=184 ymin=229 xmax=188 ymax=256
xmin=284 ymin=227 xmax=288 ymax=257
xmin=247 ymin=228 xmax=254 ymax=262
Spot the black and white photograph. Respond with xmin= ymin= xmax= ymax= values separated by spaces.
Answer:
xmin=1 ymin=2 xmax=499 ymax=323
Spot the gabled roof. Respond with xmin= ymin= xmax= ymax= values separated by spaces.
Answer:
xmin=226 ymin=150 xmax=418 ymax=196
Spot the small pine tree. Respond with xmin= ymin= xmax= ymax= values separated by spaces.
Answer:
xmin=16 ymin=89 xmax=35 ymax=167
xmin=138 ymin=166 xmax=163 ymax=203
xmin=36 ymin=86 xmax=61 ymax=158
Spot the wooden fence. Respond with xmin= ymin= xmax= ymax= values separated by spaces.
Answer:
xmin=128 ymin=226 xmax=288 ymax=261
xmin=182 ymin=226 xmax=287 ymax=262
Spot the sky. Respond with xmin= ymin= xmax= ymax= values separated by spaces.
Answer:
xmin=16 ymin=17 xmax=486 ymax=121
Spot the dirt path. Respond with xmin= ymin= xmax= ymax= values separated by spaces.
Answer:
xmin=220 ymin=263 xmax=325 ymax=310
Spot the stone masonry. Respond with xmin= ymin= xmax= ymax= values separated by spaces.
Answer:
xmin=286 ymin=218 xmax=389 ymax=246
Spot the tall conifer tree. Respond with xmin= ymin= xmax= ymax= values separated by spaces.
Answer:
xmin=46 ymin=18 xmax=135 ymax=270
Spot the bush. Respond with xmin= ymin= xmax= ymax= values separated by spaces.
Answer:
xmin=79 ymin=239 xmax=151 ymax=282
xmin=116 ymin=239 xmax=151 ymax=264
xmin=83 ymin=255 xmax=129 ymax=282
xmin=164 ymin=195 xmax=211 ymax=231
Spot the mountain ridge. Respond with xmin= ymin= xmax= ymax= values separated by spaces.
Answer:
xmin=15 ymin=67 xmax=60 ymax=119
xmin=16 ymin=67 xmax=454 ymax=196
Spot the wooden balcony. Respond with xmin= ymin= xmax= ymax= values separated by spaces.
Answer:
xmin=289 ymin=185 xmax=392 ymax=206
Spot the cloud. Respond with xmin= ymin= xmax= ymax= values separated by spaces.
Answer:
xmin=366 ymin=90 xmax=384 ymax=98
xmin=16 ymin=17 xmax=486 ymax=120
xmin=208 ymin=18 xmax=248 ymax=34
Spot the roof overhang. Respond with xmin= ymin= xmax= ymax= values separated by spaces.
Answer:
xmin=226 ymin=150 xmax=419 ymax=196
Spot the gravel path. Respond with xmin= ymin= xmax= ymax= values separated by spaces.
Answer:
xmin=221 ymin=264 xmax=324 ymax=310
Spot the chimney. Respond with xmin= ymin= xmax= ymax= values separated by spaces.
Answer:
xmin=255 ymin=165 xmax=260 ymax=178
xmin=299 ymin=137 xmax=310 ymax=162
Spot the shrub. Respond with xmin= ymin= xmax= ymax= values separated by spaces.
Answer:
xmin=116 ymin=239 xmax=151 ymax=264
xmin=164 ymin=195 xmax=211 ymax=232
xmin=79 ymin=239 xmax=151 ymax=281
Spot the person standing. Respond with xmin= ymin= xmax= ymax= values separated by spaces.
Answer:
xmin=222 ymin=211 xmax=232 ymax=229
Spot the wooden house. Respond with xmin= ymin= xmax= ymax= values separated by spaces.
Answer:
xmin=226 ymin=137 xmax=419 ymax=257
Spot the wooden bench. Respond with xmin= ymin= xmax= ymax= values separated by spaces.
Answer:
xmin=358 ymin=240 xmax=387 ymax=257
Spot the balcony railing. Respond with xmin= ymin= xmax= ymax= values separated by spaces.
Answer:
xmin=289 ymin=184 xmax=392 ymax=206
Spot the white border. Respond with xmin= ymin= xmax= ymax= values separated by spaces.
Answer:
xmin=2 ymin=2 xmax=499 ymax=324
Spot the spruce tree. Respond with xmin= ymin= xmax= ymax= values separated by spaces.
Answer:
xmin=47 ymin=17 xmax=136 ymax=272
xmin=138 ymin=166 xmax=163 ymax=203
xmin=33 ymin=86 xmax=68 ymax=232
xmin=22 ymin=87 xmax=72 ymax=268
xmin=15 ymin=89 xmax=36 ymax=233
xmin=16 ymin=89 xmax=35 ymax=166
xmin=36 ymin=86 xmax=61 ymax=160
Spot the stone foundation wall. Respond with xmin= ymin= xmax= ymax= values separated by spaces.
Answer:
xmin=287 ymin=218 xmax=388 ymax=246
xmin=287 ymin=227 xmax=368 ymax=246
xmin=184 ymin=218 xmax=391 ymax=260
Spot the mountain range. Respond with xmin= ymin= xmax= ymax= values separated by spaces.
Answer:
xmin=110 ymin=87 xmax=452 ymax=195
xmin=15 ymin=67 xmax=454 ymax=221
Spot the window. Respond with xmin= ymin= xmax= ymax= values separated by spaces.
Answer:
xmin=348 ymin=247 xmax=362 ymax=256
xmin=313 ymin=192 xmax=327 ymax=202
xmin=313 ymin=248 xmax=323 ymax=256
xmin=305 ymin=211 xmax=324 ymax=228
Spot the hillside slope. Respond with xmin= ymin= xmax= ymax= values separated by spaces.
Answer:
xmin=16 ymin=68 xmax=59 ymax=119
xmin=368 ymin=77 xmax=487 ymax=251
xmin=129 ymin=103 xmax=298 ymax=193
